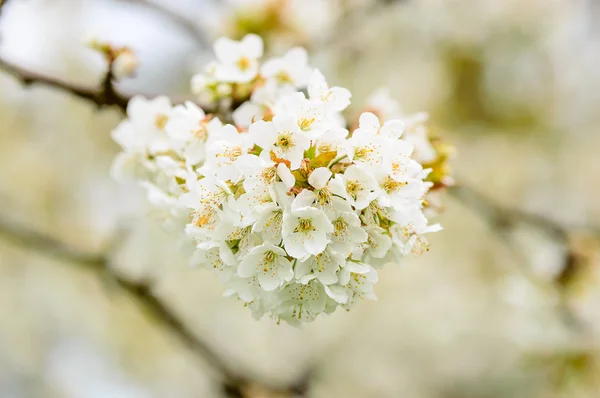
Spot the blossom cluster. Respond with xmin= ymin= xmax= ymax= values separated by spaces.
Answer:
xmin=111 ymin=34 xmax=441 ymax=324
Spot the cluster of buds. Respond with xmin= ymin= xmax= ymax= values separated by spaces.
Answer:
xmin=111 ymin=34 xmax=443 ymax=324
xmin=88 ymin=38 xmax=138 ymax=79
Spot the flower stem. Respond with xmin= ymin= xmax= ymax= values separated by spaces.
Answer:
xmin=328 ymin=154 xmax=348 ymax=169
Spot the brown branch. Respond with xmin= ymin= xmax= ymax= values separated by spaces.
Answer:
xmin=448 ymin=185 xmax=573 ymax=241
xmin=0 ymin=215 xmax=311 ymax=397
xmin=0 ymin=57 xmax=130 ymax=111
xmin=448 ymin=184 xmax=599 ymax=333
xmin=0 ymin=56 xmax=211 ymax=115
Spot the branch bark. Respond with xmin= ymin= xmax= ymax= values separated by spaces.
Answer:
xmin=448 ymin=184 xmax=599 ymax=333
xmin=0 ymin=57 xmax=130 ymax=111
xmin=0 ymin=216 xmax=310 ymax=397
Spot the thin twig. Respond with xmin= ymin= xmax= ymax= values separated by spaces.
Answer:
xmin=448 ymin=185 xmax=571 ymax=241
xmin=448 ymin=184 xmax=599 ymax=333
xmin=0 ymin=215 xmax=311 ymax=397
xmin=0 ymin=217 xmax=225 ymax=373
xmin=0 ymin=57 xmax=130 ymax=111
xmin=0 ymin=57 xmax=207 ymax=115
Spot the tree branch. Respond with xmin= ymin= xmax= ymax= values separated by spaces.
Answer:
xmin=0 ymin=57 xmax=130 ymax=111
xmin=0 ymin=215 xmax=311 ymax=397
xmin=448 ymin=185 xmax=573 ymax=241
xmin=448 ymin=184 xmax=599 ymax=333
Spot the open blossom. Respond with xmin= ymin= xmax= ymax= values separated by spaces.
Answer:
xmin=238 ymin=243 xmax=294 ymax=290
xmin=282 ymin=195 xmax=334 ymax=260
xmin=330 ymin=165 xmax=380 ymax=210
xmin=308 ymin=69 xmax=352 ymax=112
xmin=249 ymin=116 xmax=311 ymax=169
xmin=213 ymin=34 xmax=264 ymax=83
xmin=261 ymin=47 xmax=312 ymax=89
xmin=111 ymin=34 xmax=444 ymax=324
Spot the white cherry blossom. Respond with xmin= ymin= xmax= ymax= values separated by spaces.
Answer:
xmin=249 ymin=116 xmax=310 ymax=169
xmin=329 ymin=165 xmax=380 ymax=210
xmin=308 ymin=69 xmax=351 ymax=112
xmin=238 ymin=243 xmax=294 ymax=291
xmin=261 ymin=47 xmax=312 ymax=89
xmin=111 ymin=34 xmax=443 ymax=325
xmin=213 ymin=34 xmax=264 ymax=83
xmin=282 ymin=198 xmax=333 ymax=260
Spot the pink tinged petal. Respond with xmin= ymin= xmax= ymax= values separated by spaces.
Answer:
xmin=358 ymin=112 xmax=381 ymax=134
xmin=308 ymin=167 xmax=332 ymax=189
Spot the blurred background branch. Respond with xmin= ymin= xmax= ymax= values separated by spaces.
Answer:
xmin=1 ymin=0 xmax=600 ymax=396
xmin=0 ymin=57 xmax=130 ymax=111
xmin=0 ymin=215 xmax=311 ymax=397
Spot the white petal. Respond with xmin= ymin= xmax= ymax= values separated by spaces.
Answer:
xmin=242 ymin=34 xmax=264 ymax=59
xmin=380 ymin=119 xmax=404 ymax=139
xmin=258 ymin=272 xmax=281 ymax=291
xmin=213 ymin=37 xmax=238 ymax=63
xmin=328 ymin=87 xmax=352 ymax=111
xmin=238 ymin=254 xmax=258 ymax=278
xmin=285 ymin=47 xmax=308 ymax=66
xmin=304 ymin=234 xmax=328 ymax=256
xmin=292 ymin=190 xmax=316 ymax=210
xmin=248 ymin=120 xmax=276 ymax=148
xmin=358 ymin=112 xmax=380 ymax=134
xmin=308 ymin=167 xmax=332 ymax=189
xmin=308 ymin=69 xmax=327 ymax=99
xmin=284 ymin=234 xmax=310 ymax=261
xmin=324 ymin=284 xmax=349 ymax=304
xmin=277 ymin=163 xmax=296 ymax=189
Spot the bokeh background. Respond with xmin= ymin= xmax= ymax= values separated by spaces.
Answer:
xmin=1 ymin=0 xmax=599 ymax=397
